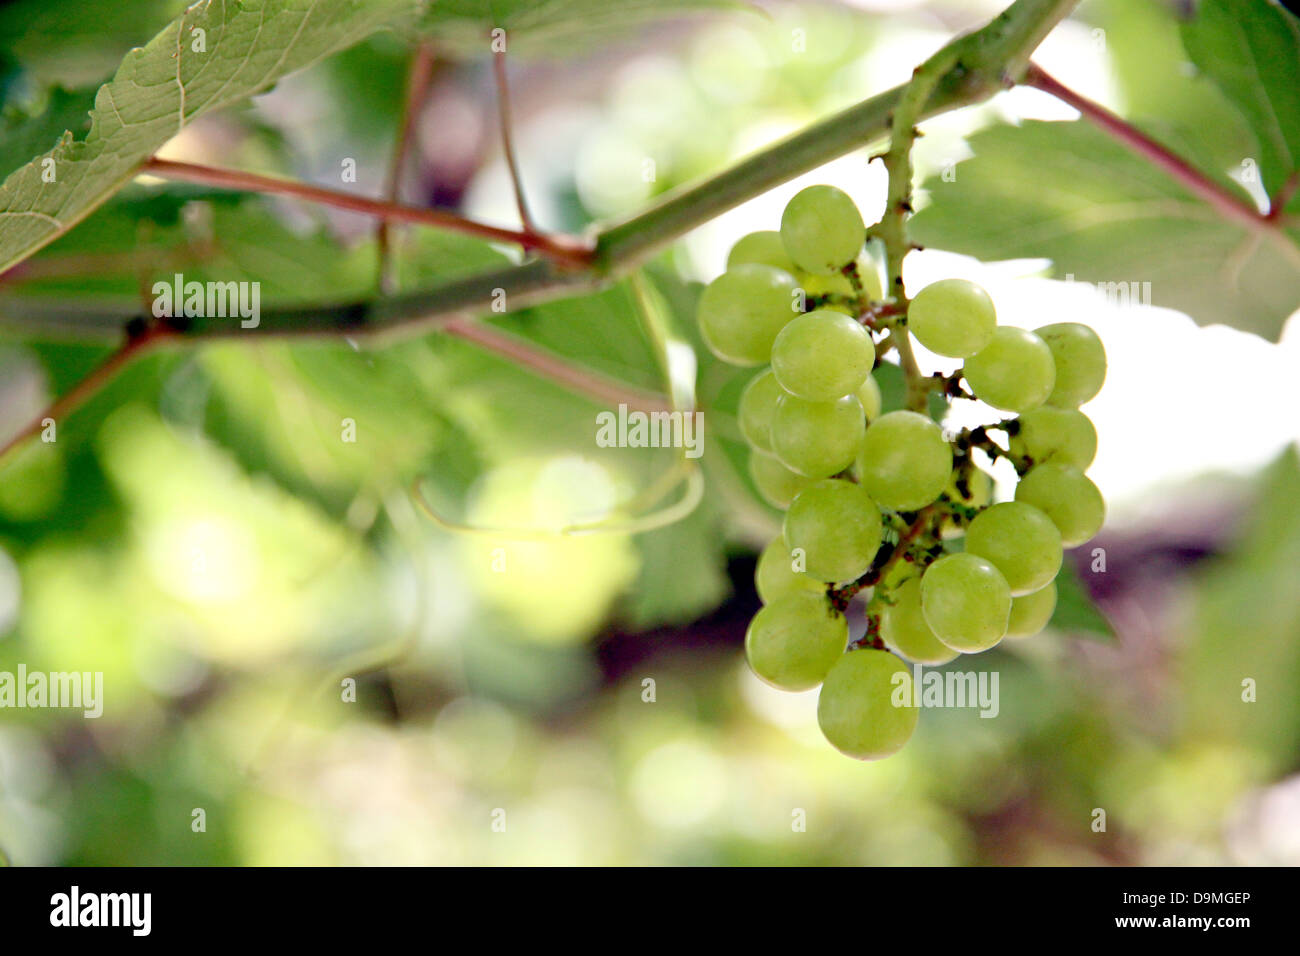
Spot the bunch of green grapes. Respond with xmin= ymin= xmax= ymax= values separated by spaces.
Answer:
xmin=698 ymin=186 xmax=1108 ymax=761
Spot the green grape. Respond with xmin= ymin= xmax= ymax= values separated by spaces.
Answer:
xmin=920 ymin=552 xmax=1011 ymax=652
xmin=745 ymin=591 xmax=847 ymax=691
xmin=817 ymin=648 xmax=918 ymax=760
xmin=963 ymin=501 xmax=1062 ymax=596
xmin=697 ymin=264 xmax=798 ymax=366
xmin=907 ymin=278 xmax=997 ymax=358
xmin=797 ymin=272 xmax=857 ymax=316
xmin=881 ymin=576 xmax=959 ymax=665
xmin=1015 ymin=462 xmax=1105 ymax=547
xmin=780 ymin=185 xmax=865 ymax=274
xmin=727 ymin=230 xmax=797 ymax=273
xmin=1037 ymin=322 xmax=1106 ymax=408
xmin=783 ymin=479 xmax=882 ymax=583
xmin=1006 ymin=580 xmax=1057 ymax=639
xmin=856 ymin=410 xmax=953 ymax=512
xmin=749 ymin=449 xmax=814 ymax=509
xmin=738 ymin=369 xmax=784 ymax=453
xmin=755 ymin=534 xmax=823 ymax=603
xmin=1009 ymin=405 xmax=1097 ymax=470
xmin=771 ymin=393 xmax=865 ymax=479
xmin=939 ymin=465 xmax=993 ymax=537
xmin=962 ymin=326 xmax=1056 ymax=413
xmin=770 ymin=310 xmax=874 ymax=402
xmin=856 ymin=374 xmax=882 ymax=422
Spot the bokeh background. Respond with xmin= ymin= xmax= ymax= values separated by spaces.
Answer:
xmin=0 ymin=0 xmax=1298 ymax=865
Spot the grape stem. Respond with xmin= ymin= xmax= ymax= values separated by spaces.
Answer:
xmin=829 ymin=502 xmax=944 ymax=610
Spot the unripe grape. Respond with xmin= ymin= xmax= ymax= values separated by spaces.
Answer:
xmin=939 ymin=466 xmax=993 ymax=537
xmin=770 ymin=310 xmax=874 ymax=402
xmin=771 ymin=392 xmax=865 ymax=479
xmin=881 ymin=576 xmax=959 ymax=665
xmin=907 ymin=278 xmax=997 ymax=358
xmin=817 ymin=648 xmax=918 ymax=760
xmin=920 ymin=552 xmax=1011 ymax=652
xmin=749 ymin=449 xmax=814 ymax=509
xmin=738 ymin=369 xmax=784 ymax=453
xmin=856 ymin=410 xmax=953 ymax=512
xmin=727 ymin=230 xmax=797 ymax=273
xmin=1009 ymin=405 xmax=1097 ymax=470
xmin=962 ymin=326 xmax=1056 ymax=413
xmin=1037 ymin=322 xmax=1106 ymax=408
xmin=697 ymin=264 xmax=799 ymax=366
xmin=784 ymin=479 xmax=883 ymax=583
xmin=755 ymin=534 xmax=822 ymax=603
xmin=1006 ymin=580 xmax=1057 ymax=639
xmin=1015 ymin=462 xmax=1105 ymax=547
xmin=856 ymin=374 xmax=882 ymax=422
xmin=780 ymin=185 xmax=865 ymax=274
xmin=745 ymin=591 xmax=847 ymax=691
xmin=963 ymin=501 xmax=1062 ymax=596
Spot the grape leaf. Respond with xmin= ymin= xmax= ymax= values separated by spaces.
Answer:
xmin=1181 ymin=0 xmax=1300 ymax=199
xmin=909 ymin=120 xmax=1300 ymax=341
xmin=0 ymin=0 xmax=417 ymax=276
xmin=1050 ymin=561 xmax=1115 ymax=642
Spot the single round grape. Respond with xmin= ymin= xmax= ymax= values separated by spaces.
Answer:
xmin=727 ymin=230 xmax=797 ymax=273
xmin=755 ymin=534 xmax=823 ymax=603
xmin=1037 ymin=322 xmax=1106 ymax=408
xmin=964 ymin=501 xmax=1062 ymax=596
xmin=881 ymin=576 xmax=959 ymax=665
xmin=770 ymin=310 xmax=874 ymax=402
xmin=962 ymin=326 xmax=1056 ymax=413
xmin=920 ymin=552 xmax=1011 ymax=652
xmin=856 ymin=410 xmax=953 ymax=512
xmin=856 ymin=374 xmax=882 ymax=422
xmin=907 ymin=278 xmax=997 ymax=358
xmin=748 ymin=449 xmax=814 ymax=509
xmin=738 ymin=369 xmax=784 ymax=453
xmin=697 ymin=264 xmax=799 ymax=366
xmin=1015 ymin=462 xmax=1105 ymax=547
xmin=1009 ymin=405 xmax=1097 ymax=470
xmin=1006 ymin=580 xmax=1057 ymax=639
xmin=817 ymin=648 xmax=918 ymax=760
xmin=780 ymin=185 xmax=865 ymax=275
xmin=745 ymin=591 xmax=847 ymax=691
xmin=770 ymin=392 xmax=865 ymax=479
xmin=783 ymin=479 xmax=883 ymax=583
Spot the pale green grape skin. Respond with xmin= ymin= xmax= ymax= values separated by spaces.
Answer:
xmin=1009 ymin=406 xmax=1097 ymax=470
xmin=1015 ymin=462 xmax=1106 ymax=547
xmin=745 ymin=591 xmax=847 ymax=691
xmin=1037 ymin=322 xmax=1106 ymax=408
xmin=962 ymin=327 xmax=1056 ymax=413
xmin=881 ymin=576 xmax=959 ymax=665
xmin=1006 ymin=580 xmax=1057 ymax=639
xmin=963 ymin=500 xmax=1063 ymax=597
xmin=728 ymin=230 xmax=797 ymax=273
xmin=797 ymin=272 xmax=856 ymax=316
xmin=771 ymin=392 xmax=865 ymax=479
xmin=856 ymin=410 xmax=953 ymax=512
xmin=920 ymin=552 xmax=1011 ymax=652
xmin=770 ymin=310 xmax=874 ymax=402
xmin=783 ymin=479 xmax=883 ymax=583
xmin=856 ymin=374 xmax=882 ymax=422
xmin=817 ymin=648 xmax=919 ymax=760
xmin=755 ymin=534 xmax=823 ymax=603
xmin=781 ymin=185 xmax=865 ymax=275
xmin=697 ymin=264 xmax=799 ymax=366
xmin=939 ymin=466 xmax=993 ymax=537
xmin=907 ymin=278 xmax=997 ymax=358
xmin=749 ymin=449 xmax=814 ymax=509
xmin=738 ymin=370 xmax=784 ymax=453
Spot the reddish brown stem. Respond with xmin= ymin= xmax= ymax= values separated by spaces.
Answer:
xmin=492 ymin=50 xmax=537 ymax=235
xmin=139 ymin=158 xmax=594 ymax=268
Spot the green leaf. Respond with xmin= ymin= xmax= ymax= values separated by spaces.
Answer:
xmin=418 ymin=0 xmax=743 ymax=58
xmin=1181 ymin=0 xmax=1300 ymax=198
xmin=1049 ymin=560 xmax=1115 ymax=642
xmin=0 ymin=0 xmax=417 ymax=275
xmin=910 ymin=120 xmax=1300 ymax=341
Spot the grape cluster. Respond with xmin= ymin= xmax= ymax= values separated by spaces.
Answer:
xmin=698 ymin=185 xmax=1107 ymax=760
